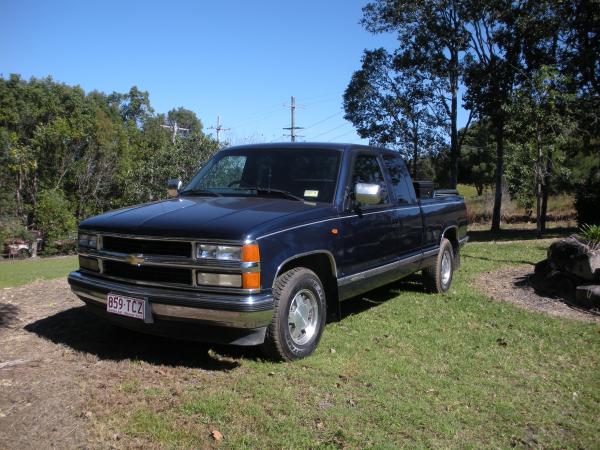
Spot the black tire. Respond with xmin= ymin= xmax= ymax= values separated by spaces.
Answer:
xmin=261 ymin=267 xmax=326 ymax=361
xmin=423 ymin=238 xmax=454 ymax=293
xmin=17 ymin=248 xmax=30 ymax=259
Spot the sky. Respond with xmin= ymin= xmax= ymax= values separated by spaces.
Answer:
xmin=0 ymin=0 xmax=468 ymax=146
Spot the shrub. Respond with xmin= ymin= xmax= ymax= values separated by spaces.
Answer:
xmin=35 ymin=189 xmax=76 ymax=254
xmin=579 ymin=224 xmax=600 ymax=244
xmin=0 ymin=217 xmax=35 ymax=245
xmin=575 ymin=173 xmax=600 ymax=225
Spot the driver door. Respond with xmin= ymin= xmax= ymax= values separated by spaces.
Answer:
xmin=339 ymin=151 xmax=398 ymax=281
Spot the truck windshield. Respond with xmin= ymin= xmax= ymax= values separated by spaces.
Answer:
xmin=181 ymin=148 xmax=342 ymax=203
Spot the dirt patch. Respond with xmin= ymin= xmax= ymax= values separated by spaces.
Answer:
xmin=474 ymin=266 xmax=600 ymax=323
xmin=0 ymin=279 xmax=250 ymax=449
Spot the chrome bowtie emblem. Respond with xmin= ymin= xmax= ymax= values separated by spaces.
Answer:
xmin=126 ymin=254 xmax=145 ymax=266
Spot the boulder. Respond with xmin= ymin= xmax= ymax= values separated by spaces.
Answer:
xmin=548 ymin=237 xmax=600 ymax=282
xmin=534 ymin=259 xmax=552 ymax=277
xmin=575 ymin=285 xmax=600 ymax=309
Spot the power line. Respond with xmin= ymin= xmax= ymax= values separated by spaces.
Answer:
xmin=328 ymin=129 xmax=357 ymax=142
xmin=304 ymin=110 xmax=344 ymax=129
xmin=227 ymin=104 xmax=285 ymax=129
xmin=308 ymin=123 xmax=349 ymax=140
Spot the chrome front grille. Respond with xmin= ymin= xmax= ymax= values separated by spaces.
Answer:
xmin=77 ymin=232 xmax=260 ymax=293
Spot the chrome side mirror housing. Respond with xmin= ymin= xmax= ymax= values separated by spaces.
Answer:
xmin=354 ymin=183 xmax=381 ymax=205
xmin=167 ymin=178 xmax=182 ymax=198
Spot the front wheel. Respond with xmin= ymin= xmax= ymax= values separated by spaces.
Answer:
xmin=423 ymin=238 xmax=454 ymax=293
xmin=261 ymin=267 xmax=326 ymax=361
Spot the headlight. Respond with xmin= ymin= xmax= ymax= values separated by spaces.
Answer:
xmin=78 ymin=233 xmax=97 ymax=250
xmin=79 ymin=256 xmax=99 ymax=272
xmin=196 ymin=244 xmax=241 ymax=260
xmin=196 ymin=272 xmax=242 ymax=287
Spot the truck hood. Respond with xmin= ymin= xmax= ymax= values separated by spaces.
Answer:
xmin=79 ymin=196 xmax=335 ymax=241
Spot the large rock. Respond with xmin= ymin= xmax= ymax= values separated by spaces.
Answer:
xmin=548 ymin=237 xmax=600 ymax=282
xmin=575 ymin=285 xmax=600 ymax=309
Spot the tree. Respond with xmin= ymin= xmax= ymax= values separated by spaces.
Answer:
xmin=505 ymin=66 xmax=574 ymax=236
xmin=118 ymin=86 xmax=153 ymax=126
xmin=361 ymin=0 xmax=473 ymax=187
xmin=343 ymin=48 xmax=444 ymax=177
xmin=35 ymin=188 xmax=76 ymax=248
xmin=457 ymin=120 xmax=495 ymax=195
xmin=0 ymin=74 xmax=220 ymax=239
xmin=73 ymin=108 xmax=127 ymax=218
xmin=462 ymin=0 xmax=564 ymax=233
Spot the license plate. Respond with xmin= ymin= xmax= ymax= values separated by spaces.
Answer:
xmin=106 ymin=294 xmax=145 ymax=320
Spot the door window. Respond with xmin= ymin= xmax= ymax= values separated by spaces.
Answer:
xmin=351 ymin=154 xmax=389 ymax=206
xmin=383 ymin=154 xmax=415 ymax=204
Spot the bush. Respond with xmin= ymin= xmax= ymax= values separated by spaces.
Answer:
xmin=0 ymin=217 xmax=35 ymax=245
xmin=575 ymin=173 xmax=600 ymax=225
xmin=579 ymin=224 xmax=600 ymax=244
xmin=35 ymin=189 xmax=76 ymax=254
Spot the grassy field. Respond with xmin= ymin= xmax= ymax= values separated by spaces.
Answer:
xmin=456 ymin=184 xmax=576 ymax=224
xmin=0 ymin=255 xmax=77 ymax=288
xmin=104 ymin=240 xmax=597 ymax=448
xmin=2 ymin=241 xmax=598 ymax=448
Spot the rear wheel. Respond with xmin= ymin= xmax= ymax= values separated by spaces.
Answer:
xmin=423 ymin=238 xmax=454 ymax=293
xmin=261 ymin=267 xmax=326 ymax=361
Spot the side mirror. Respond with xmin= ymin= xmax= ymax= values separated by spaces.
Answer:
xmin=354 ymin=183 xmax=381 ymax=205
xmin=167 ymin=178 xmax=182 ymax=198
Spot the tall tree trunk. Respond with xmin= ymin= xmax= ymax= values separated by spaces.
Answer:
xmin=536 ymin=130 xmax=543 ymax=239
xmin=540 ymin=152 xmax=552 ymax=234
xmin=491 ymin=121 xmax=504 ymax=234
xmin=449 ymin=50 xmax=459 ymax=189
xmin=16 ymin=167 xmax=23 ymax=220
xmin=412 ymin=118 xmax=419 ymax=179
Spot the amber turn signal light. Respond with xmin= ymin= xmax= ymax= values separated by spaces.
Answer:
xmin=242 ymin=272 xmax=260 ymax=290
xmin=241 ymin=243 xmax=260 ymax=262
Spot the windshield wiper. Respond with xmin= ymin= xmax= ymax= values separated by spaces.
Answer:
xmin=179 ymin=189 xmax=222 ymax=197
xmin=232 ymin=186 xmax=304 ymax=202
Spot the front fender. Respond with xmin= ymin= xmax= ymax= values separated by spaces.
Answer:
xmin=255 ymin=217 xmax=342 ymax=289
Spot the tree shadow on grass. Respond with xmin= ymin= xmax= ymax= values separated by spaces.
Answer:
xmin=340 ymin=274 xmax=426 ymax=319
xmin=463 ymin=254 xmax=537 ymax=266
xmin=468 ymin=226 xmax=576 ymax=243
xmin=24 ymin=306 xmax=253 ymax=370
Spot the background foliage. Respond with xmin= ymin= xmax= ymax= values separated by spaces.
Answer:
xmin=345 ymin=0 xmax=600 ymax=232
xmin=0 ymin=75 xmax=219 ymax=252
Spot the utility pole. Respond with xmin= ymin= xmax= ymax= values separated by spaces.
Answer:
xmin=283 ymin=96 xmax=304 ymax=142
xmin=160 ymin=121 xmax=189 ymax=144
xmin=208 ymin=115 xmax=230 ymax=145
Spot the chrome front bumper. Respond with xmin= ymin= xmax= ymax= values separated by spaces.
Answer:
xmin=68 ymin=271 xmax=274 ymax=329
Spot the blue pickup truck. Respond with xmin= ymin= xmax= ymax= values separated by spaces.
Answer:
xmin=68 ymin=143 xmax=468 ymax=360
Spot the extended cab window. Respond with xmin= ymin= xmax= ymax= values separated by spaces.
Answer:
xmin=382 ymin=154 xmax=415 ymax=204
xmin=351 ymin=154 xmax=389 ymax=206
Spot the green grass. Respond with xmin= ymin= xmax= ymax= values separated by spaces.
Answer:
xmin=457 ymin=183 xmax=483 ymax=198
xmin=0 ymin=255 xmax=77 ymax=288
xmin=118 ymin=240 xmax=599 ymax=448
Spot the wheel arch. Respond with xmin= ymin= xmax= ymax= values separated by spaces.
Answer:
xmin=441 ymin=225 xmax=460 ymax=268
xmin=274 ymin=251 xmax=340 ymax=322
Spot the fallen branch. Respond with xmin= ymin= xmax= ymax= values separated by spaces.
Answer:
xmin=0 ymin=358 xmax=32 ymax=369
